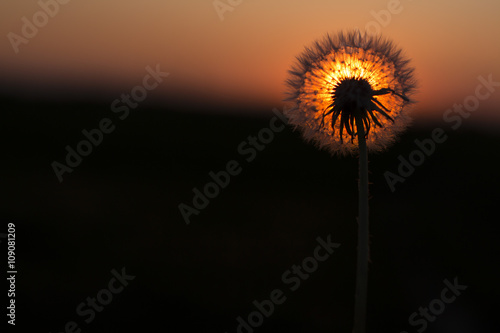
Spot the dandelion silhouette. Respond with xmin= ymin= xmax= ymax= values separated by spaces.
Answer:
xmin=284 ymin=30 xmax=416 ymax=333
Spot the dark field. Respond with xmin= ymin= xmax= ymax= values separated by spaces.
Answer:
xmin=2 ymin=95 xmax=500 ymax=332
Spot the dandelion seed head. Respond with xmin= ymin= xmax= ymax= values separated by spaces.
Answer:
xmin=285 ymin=30 xmax=417 ymax=155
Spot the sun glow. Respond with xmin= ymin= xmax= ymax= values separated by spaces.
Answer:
xmin=286 ymin=31 xmax=416 ymax=155
xmin=297 ymin=46 xmax=406 ymax=146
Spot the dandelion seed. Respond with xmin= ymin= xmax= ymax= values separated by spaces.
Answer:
xmin=285 ymin=30 xmax=416 ymax=155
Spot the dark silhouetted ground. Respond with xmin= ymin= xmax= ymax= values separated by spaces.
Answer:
xmin=1 ymin=95 xmax=500 ymax=332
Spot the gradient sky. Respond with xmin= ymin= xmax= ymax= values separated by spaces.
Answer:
xmin=1 ymin=0 xmax=499 ymax=122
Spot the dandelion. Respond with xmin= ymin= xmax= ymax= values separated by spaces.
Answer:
xmin=284 ymin=30 xmax=416 ymax=333
xmin=285 ymin=30 xmax=416 ymax=155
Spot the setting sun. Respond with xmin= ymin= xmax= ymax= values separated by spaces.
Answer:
xmin=286 ymin=31 xmax=415 ymax=155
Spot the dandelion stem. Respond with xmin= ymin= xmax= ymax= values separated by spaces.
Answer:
xmin=353 ymin=113 xmax=369 ymax=333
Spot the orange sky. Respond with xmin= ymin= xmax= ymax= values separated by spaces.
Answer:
xmin=1 ymin=0 xmax=499 ymax=122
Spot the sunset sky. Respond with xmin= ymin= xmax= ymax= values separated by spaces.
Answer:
xmin=1 ymin=0 xmax=499 ymax=122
